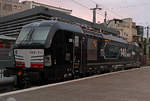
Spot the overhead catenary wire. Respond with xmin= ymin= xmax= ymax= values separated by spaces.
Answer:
xmin=111 ymin=3 xmax=150 ymax=10
xmin=70 ymin=0 xmax=89 ymax=9
xmin=90 ymin=0 xmax=97 ymax=5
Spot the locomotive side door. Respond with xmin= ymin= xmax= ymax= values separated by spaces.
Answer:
xmin=74 ymin=34 xmax=87 ymax=76
xmin=52 ymin=30 xmax=74 ymax=80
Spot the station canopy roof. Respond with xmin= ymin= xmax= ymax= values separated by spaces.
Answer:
xmin=0 ymin=35 xmax=16 ymax=41
xmin=0 ymin=6 xmax=120 ymax=37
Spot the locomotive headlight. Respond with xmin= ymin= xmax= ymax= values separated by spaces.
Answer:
xmin=44 ymin=55 xmax=52 ymax=66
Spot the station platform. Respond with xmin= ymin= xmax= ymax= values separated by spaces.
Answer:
xmin=0 ymin=66 xmax=150 ymax=101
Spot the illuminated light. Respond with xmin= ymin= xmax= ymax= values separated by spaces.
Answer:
xmin=104 ymin=40 xmax=109 ymax=42
xmin=93 ymin=40 xmax=97 ymax=47
xmin=50 ymin=40 xmax=52 ymax=47
xmin=18 ymin=71 xmax=23 ymax=76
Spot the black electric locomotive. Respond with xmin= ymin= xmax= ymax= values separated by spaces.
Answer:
xmin=4 ymin=20 xmax=142 ymax=88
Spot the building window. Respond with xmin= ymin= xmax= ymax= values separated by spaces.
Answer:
xmin=32 ymin=5 xmax=37 ymax=8
xmin=13 ymin=5 xmax=17 ymax=9
xmin=18 ymin=6 xmax=22 ymax=10
xmin=3 ymin=4 xmax=12 ymax=11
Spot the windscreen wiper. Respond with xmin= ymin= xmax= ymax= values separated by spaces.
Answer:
xmin=20 ymin=28 xmax=34 ymax=45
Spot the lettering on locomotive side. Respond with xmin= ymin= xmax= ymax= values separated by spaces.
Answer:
xmin=29 ymin=50 xmax=44 ymax=55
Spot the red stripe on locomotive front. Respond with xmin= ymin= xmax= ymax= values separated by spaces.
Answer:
xmin=31 ymin=63 xmax=44 ymax=69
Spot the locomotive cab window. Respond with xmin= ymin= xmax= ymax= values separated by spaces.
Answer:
xmin=16 ymin=26 xmax=51 ymax=44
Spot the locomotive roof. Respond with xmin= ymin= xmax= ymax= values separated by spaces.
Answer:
xmin=0 ymin=35 xmax=16 ymax=41
xmin=23 ymin=20 xmax=84 ymax=34
xmin=24 ymin=20 xmax=128 ymax=45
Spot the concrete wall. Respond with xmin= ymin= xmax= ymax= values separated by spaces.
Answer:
xmin=108 ymin=18 xmax=138 ymax=42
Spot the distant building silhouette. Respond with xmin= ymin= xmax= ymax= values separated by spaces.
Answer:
xmin=0 ymin=0 xmax=72 ymax=17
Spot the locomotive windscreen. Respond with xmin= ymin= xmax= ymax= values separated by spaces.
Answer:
xmin=16 ymin=26 xmax=51 ymax=45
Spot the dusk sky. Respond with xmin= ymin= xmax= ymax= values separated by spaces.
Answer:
xmin=20 ymin=0 xmax=150 ymax=26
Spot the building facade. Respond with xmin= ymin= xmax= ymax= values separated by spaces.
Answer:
xmin=136 ymin=25 xmax=144 ymax=42
xmin=107 ymin=18 xmax=138 ymax=42
xmin=0 ymin=0 xmax=72 ymax=17
xmin=0 ymin=0 xmax=26 ymax=16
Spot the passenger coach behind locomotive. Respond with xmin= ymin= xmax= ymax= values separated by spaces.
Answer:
xmin=4 ymin=20 xmax=142 ymax=88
